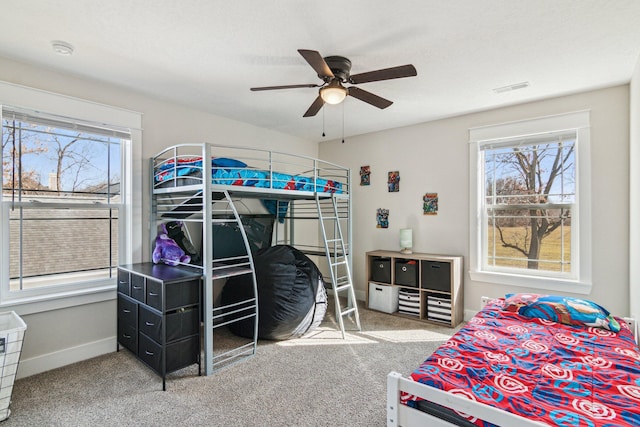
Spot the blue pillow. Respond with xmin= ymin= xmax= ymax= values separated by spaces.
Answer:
xmin=212 ymin=157 xmax=247 ymax=168
xmin=504 ymin=293 xmax=621 ymax=332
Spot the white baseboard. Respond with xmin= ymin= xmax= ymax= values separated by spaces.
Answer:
xmin=464 ymin=309 xmax=480 ymax=322
xmin=325 ymin=288 xmax=366 ymax=302
xmin=17 ymin=336 xmax=116 ymax=379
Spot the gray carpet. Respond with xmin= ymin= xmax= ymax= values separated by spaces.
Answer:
xmin=5 ymin=305 xmax=459 ymax=426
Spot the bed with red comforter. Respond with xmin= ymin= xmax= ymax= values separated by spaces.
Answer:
xmin=390 ymin=297 xmax=640 ymax=427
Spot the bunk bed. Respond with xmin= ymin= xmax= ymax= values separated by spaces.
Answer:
xmin=387 ymin=296 xmax=640 ymax=427
xmin=150 ymin=143 xmax=360 ymax=375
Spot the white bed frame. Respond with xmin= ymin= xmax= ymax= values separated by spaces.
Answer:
xmin=386 ymin=297 xmax=638 ymax=427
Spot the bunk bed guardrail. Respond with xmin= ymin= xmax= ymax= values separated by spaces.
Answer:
xmin=151 ymin=143 xmax=350 ymax=198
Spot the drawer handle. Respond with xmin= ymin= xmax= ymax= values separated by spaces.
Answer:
xmin=119 ymin=280 xmax=127 ymax=285
xmin=401 ymin=266 xmax=407 ymax=272
xmin=148 ymin=292 xmax=158 ymax=297
xmin=145 ymin=321 xmax=155 ymax=326
xmin=122 ymin=309 xmax=131 ymax=314
xmin=378 ymin=263 xmax=384 ymax=268
xmin=431 ymin=265 xmax=441 ymax=269
xmin=123 ymin=333 xmax=131 ymax=339
xmin=133 ymin=285 xmax=142 ymax=290
xmin=145 ymin=350 xmax=154 ymax=356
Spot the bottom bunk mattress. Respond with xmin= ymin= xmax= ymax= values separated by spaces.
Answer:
xmin=404 ymin=298 xmax=640 ymax=427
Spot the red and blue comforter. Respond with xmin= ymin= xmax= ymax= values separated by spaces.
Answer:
xmin=154 ymin=157 xmax=342 ymax=194
xmin=405 ymin=299 xmax=640 ymax=426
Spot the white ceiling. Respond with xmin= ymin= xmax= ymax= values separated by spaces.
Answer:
xmin=1 ymin=1 xmax=640 ymax=142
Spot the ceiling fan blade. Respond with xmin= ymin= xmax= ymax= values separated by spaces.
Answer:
xmin=349 ymin=64 xmax=417 ymax=84
xmin=298 ymin=49 xmax=334 ymax=79
xmin=303 ymin=96 xmax=325 ymax=117
xmin=250 ymin=83 xmax=320 ymax=91
xmin=348 ymin=86 xmax=393 ymax=109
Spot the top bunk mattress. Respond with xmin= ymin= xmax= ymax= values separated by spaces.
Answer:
xmin=405 ymin=298 xmax=640 ymax=427
xmin=152 ymin=144 xmax=347 ymax=196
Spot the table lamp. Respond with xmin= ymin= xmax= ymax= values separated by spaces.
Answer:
xmin=400 ymin=228 xmax=413 ymax=254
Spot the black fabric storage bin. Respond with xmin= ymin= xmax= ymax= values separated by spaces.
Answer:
xmin=146 ymin=279 xmax=200 ymax=312
xmin=165 ymin=336 xmax=199 ymax=372
xmin=139 ymin=305 xmax=199 ymax=343
xmin=370 ymin=257 xmax=391 ymax=283
xmin=138 ymin=334 xmax=199 ymax=374
xmin=421 ymin=260 xmax=451 ymax=292
xmin=395 ymin=260 xmax=418 ymax=287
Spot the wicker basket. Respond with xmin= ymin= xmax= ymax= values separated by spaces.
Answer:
xmin=0 ymin=311 xmax=27 ymax=421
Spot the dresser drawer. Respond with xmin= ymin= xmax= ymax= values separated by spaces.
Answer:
xmin=131 ymin=274 xmax=146 ymax=303
xmin=117 ymin=270 xmax=130 ymax=295
xmin=165 ymin=307 xmax=199 ymax=342
xmin=139 ymin=305 xmax=199 ymax=343
xmin=117 ymin=294 xmax=138 ymax=327
xmin=165 ymin=335 xmax=199 ymax=372
xmin=118 ymin=323 xmax=138 ymax=354
xmin=146 ymin=279 xmax=200 ymax=311
xmin=138 ymin=333 xmax=199 ymax=374
xmin=138 ymin=333 xmax=162 ymax=373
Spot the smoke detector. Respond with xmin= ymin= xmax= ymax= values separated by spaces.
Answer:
xmin=51 ymin=40 xmax=74 ymax=56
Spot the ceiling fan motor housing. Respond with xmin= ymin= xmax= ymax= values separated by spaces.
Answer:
xmin=323 ymin=56 xmax=352 ymax=82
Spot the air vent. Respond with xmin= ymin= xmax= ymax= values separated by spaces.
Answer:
xmin=493 ymin=81 xmax=530 ymax=94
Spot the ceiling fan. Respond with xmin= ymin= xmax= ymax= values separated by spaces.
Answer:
xmin=250 ymin=49 xmax=417 ymax=117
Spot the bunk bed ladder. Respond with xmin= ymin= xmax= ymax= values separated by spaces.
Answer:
xmin=316 ymin=195 xmax=361 ymax=338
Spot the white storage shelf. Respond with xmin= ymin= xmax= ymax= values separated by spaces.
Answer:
xmin=365 ymin=250 xmax=464 ymax=328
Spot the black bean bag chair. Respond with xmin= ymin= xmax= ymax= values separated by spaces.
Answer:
xmin=222 ymin=245 xmax=327 ymax=340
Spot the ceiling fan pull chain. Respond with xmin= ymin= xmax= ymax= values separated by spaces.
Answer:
xmin=342 ymin=102 xmax=345 ymax=144
xmin=322 ymin=107 xmax=325 ymax=137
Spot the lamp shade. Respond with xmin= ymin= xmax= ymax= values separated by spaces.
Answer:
xmin=399 ymin=228 xmax=413 ymax=254
xmin=320 ymin=81 xmax=347 ymax=105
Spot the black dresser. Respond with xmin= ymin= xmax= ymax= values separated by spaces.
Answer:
xmin=117 ymin=262 xmax=202 ymax=390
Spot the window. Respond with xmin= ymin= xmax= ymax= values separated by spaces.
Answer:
xmin=469 ymin=111 xmax=592 ymax=294
xmin=0 ymin=81 xmax=142 ymax=309
xmin=2 ymin=109 xmax=124 ymax=294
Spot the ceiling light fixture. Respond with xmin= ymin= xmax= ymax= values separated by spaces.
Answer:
xmin=493 ymin=81 xmax=530 ymax=94
xmin=320 ymin=81 xmax=348 ymax=105
xmin=51 ymin=40 xmax=74 ymax=56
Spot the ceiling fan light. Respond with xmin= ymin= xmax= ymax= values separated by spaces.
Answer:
xmin=320 ymin=83 xmax=347 ymax=105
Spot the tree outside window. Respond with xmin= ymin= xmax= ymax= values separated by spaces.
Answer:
xmin=482 ymin=133 xmax=576 ymax=275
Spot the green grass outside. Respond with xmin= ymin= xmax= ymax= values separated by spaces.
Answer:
xmin=487 ymin=226 xmax=571 ymax=272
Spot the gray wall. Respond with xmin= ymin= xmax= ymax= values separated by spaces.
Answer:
xmin=319 ymin=85 xmax=631 ymax=318
xmin=0 ymin=55 xmax=318 ymax=378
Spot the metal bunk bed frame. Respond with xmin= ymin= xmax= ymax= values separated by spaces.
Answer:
xmin=150 ymin=143 xmax=360 ymax=375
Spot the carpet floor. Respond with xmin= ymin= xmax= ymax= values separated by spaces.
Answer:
xmin=5 ymin=304 xmax=459 ymax=426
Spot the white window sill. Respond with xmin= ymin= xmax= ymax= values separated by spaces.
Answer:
xmin=0 ymin=283 xmax=117 ymax=316
xmin=469 ymin=270 xmax=592 ymax=295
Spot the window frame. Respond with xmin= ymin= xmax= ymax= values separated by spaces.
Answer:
xmin=0 ymin=81 xmax=142 ymax=314
xmin=469 ymin=111 xmax=592 ymax=294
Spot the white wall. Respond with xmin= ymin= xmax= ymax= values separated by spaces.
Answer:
xmin=630 ymin=57 xmax=640 ymax=321
xmin=0 ymin=52 xmax=634 ymax=376
xmin=0 ymin=56 xmax=318 ymax=377
xmin=320 ymin=85 xmax=630 ymax=318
